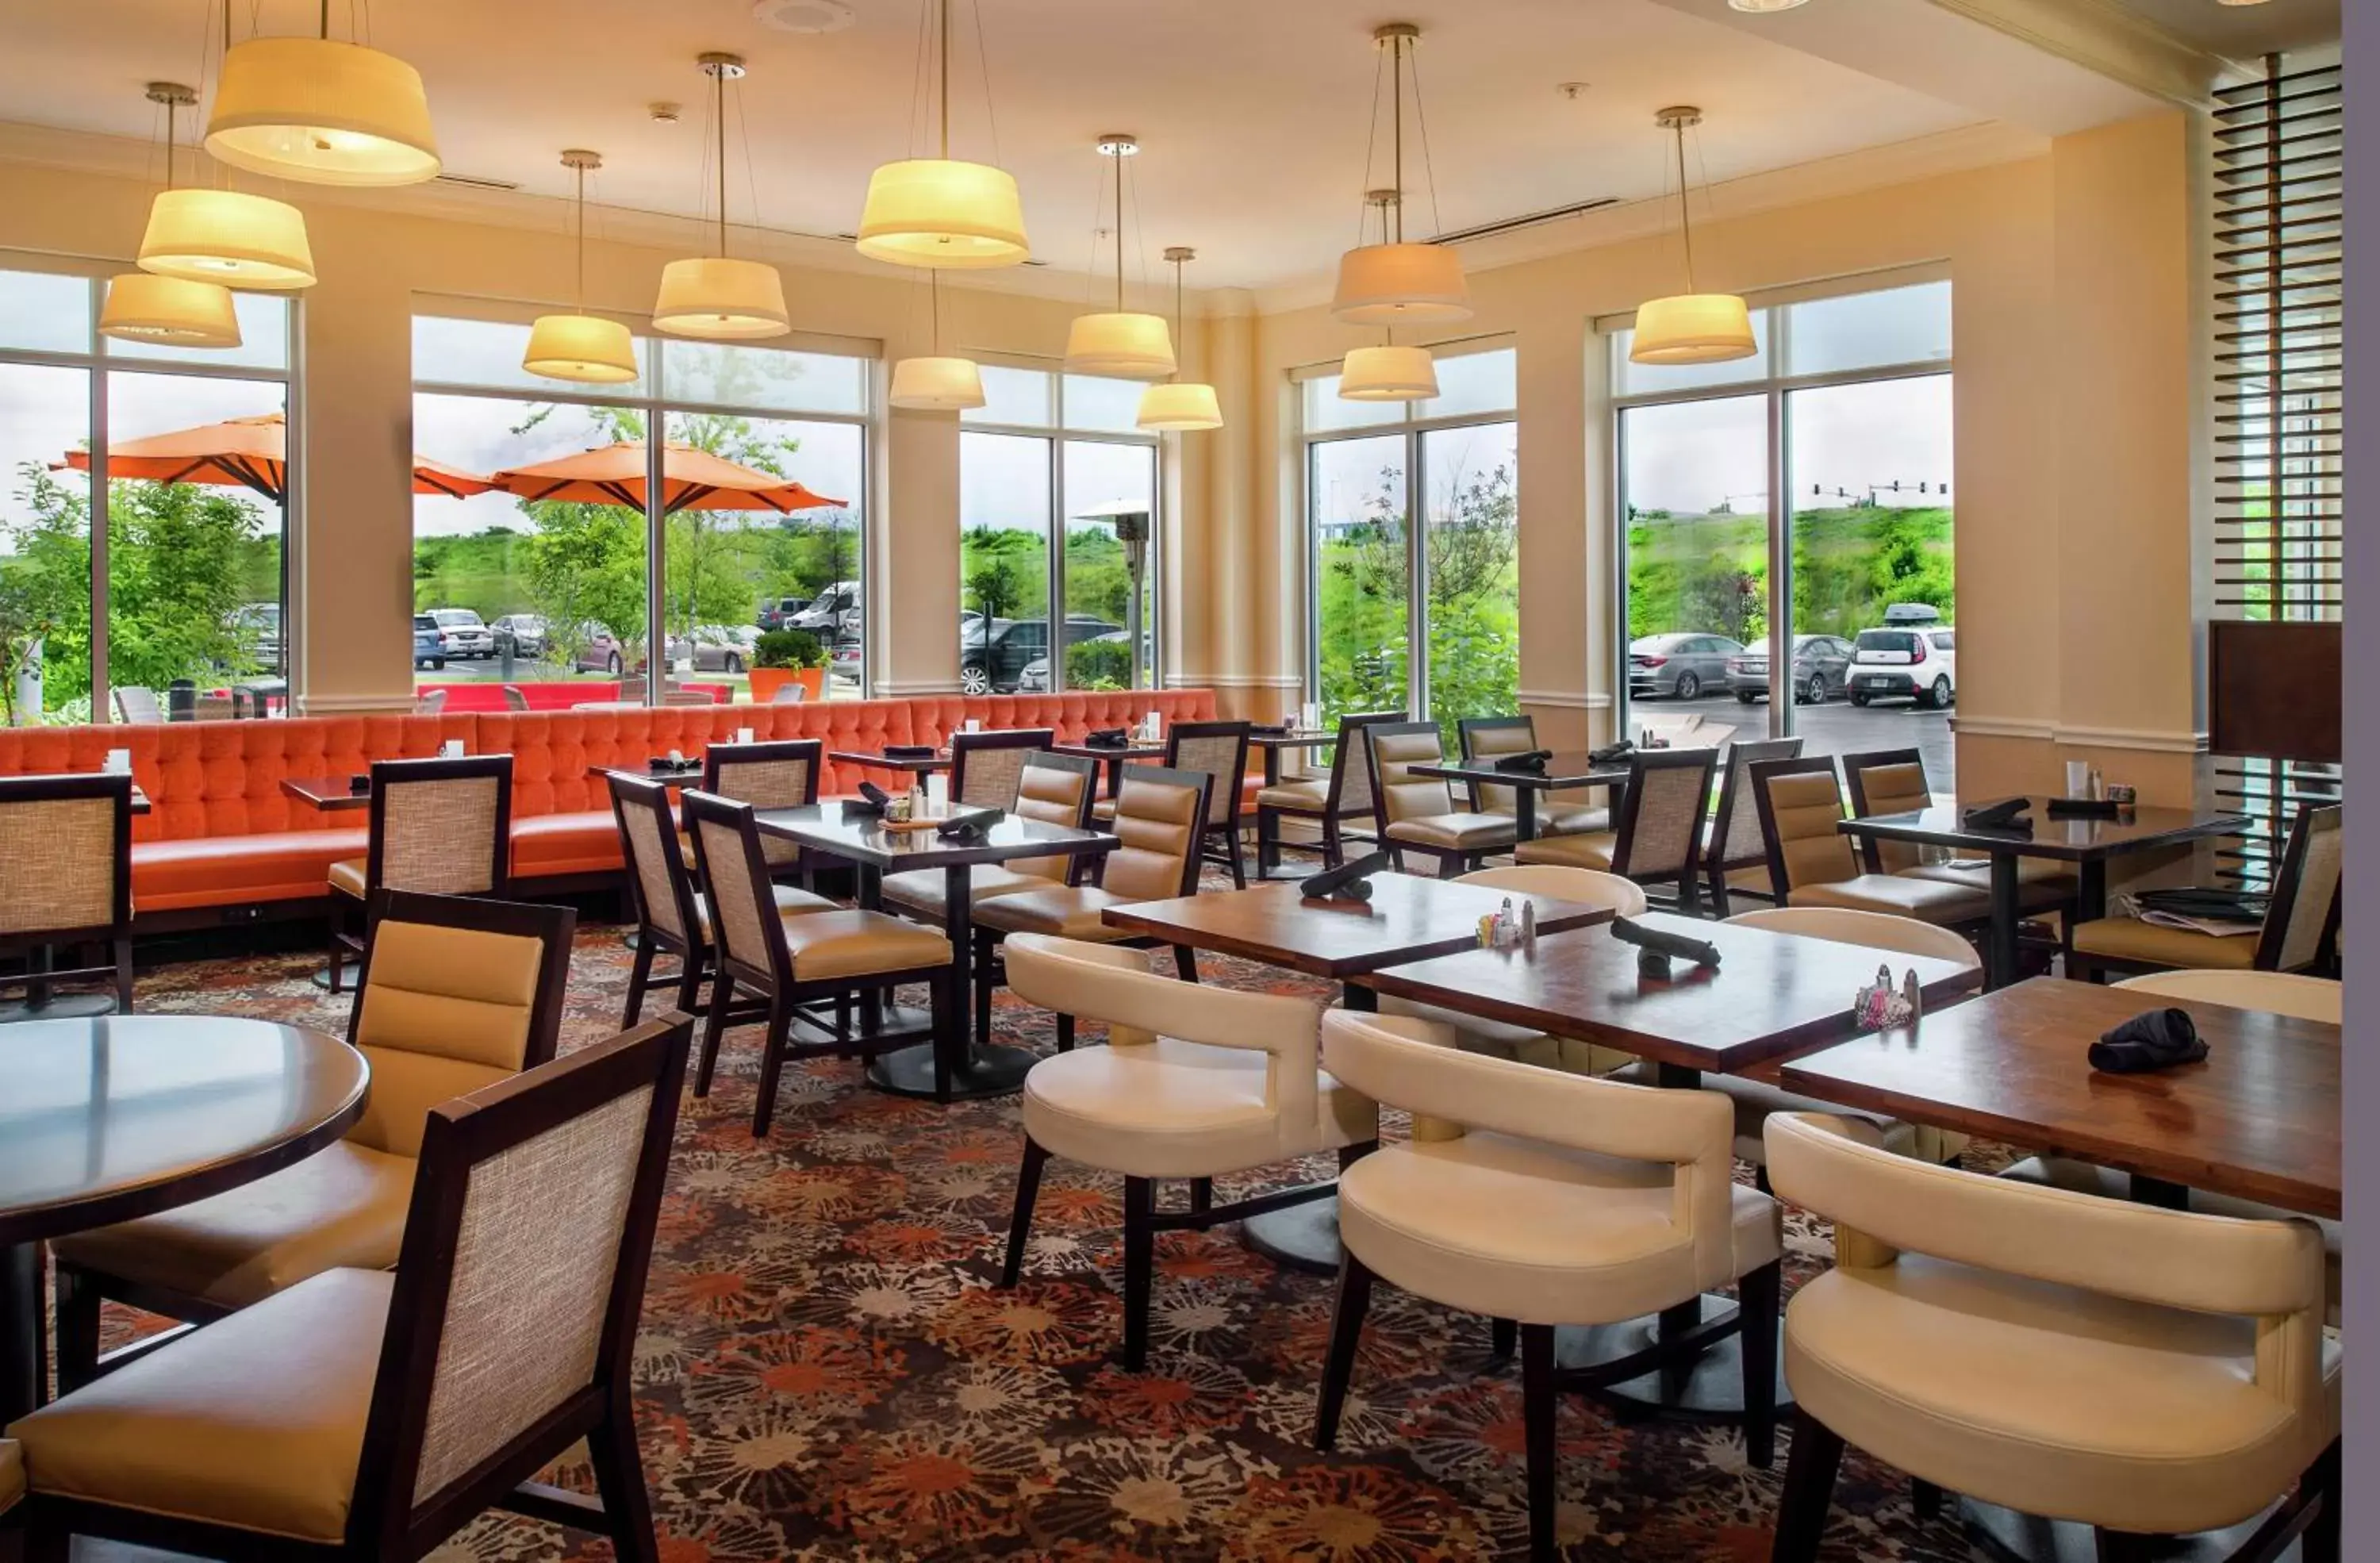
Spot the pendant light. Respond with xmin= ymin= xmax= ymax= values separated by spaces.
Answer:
xmin=1136 ymin=248 xmax=1221 ymax=432
xmin=134 ymin=82 xmax=315 ymax=291
xmin=205 ymin=0 xmax=439 ymax=188
xmin=1630 ymin=106 xmax=1756 ymax=366
xmin=1064 ymin=136 xmax=1176 ymax=381
xmin=1339 ymin=341 xmax=1438 ymax=402
xmin=524 ymin=151 xmax=638 ymax=385
xmin=99 ymin=272 xmax=241 ymax=349
xmin=1331 ymin=25 xmax=1469 ymax=327
xmin=654 ymin=54 xmax=789 ymax=340
xmin=856 ymin=0 xmax=1028 ymax=269
xmin=888 ymin=273 xmax=985 ymax=409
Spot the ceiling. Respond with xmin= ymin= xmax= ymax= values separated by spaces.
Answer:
xmin=2101 ymin=0 xmax=2340 ymax=60
xmin=0 ymin=0 xmax=2002 ymax=292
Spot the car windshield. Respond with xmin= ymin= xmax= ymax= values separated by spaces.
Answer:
xmin=434 ymin=610 xmax=481 ymax=627
xmin=1857 ymin=631 xmax=1922 ymax=655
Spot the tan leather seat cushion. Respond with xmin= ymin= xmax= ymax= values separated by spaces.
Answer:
xmin=1387 ymin=813 xmax=1515 ymax=851
xmin=0 ymin=1437 xmax=22 ymax=1515
xmin=880 ymin=865 xmax=1053 ymax=920
xmin=1256 ymin=779 xmax=1330 ymax=812
xmin=1022 ymin=1037 xmax=1369 ymax=1180
xmin=326 ymin=857 xmax=367 ymax=900
xmin=1789 ymin=874 xmax=1987 ymax=922
xmin=1902 ymin=856 xmax=2076 ymax=893
xmin=781 ymin=910 xmax=952 ymax=981
xmin=2071 ymin=916 xmax=2259 ymax=970
xmin=691 ymin=882 xmax=841 ymax=941
xmin=1376 ymin=996 xmax=1638 ymax=1081
xmin=52 ymin=1143 xmax=415 ymax=1309
xmin=1341 ymin=1134 xmax=1781 ymax=1327
xmin=1610 ymin=1062 xmax=1964 ymax=1167
xmin=10 ymin=1267 xmax=391 ymax=1542
xmin=1514 ymin=832 xmax=1617 ymax=871
xmin=1540 ymin=804 xmax=1610 ymax=836
xmin=973 ymin=885 xmax=1135 ymax=942
xmin=1787 ymin=1255 xmax=2340 ymax=1534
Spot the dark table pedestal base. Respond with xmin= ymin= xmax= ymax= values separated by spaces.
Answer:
xmin=866 ymin=1040 xmax=1038 ymax=1101
xmin=2 ymin=1240 xmax=42 ymax=1424
xmin=1242 ymin=1196 xmax=1343 ymax=1276
xmin=1555 ymin=1293 xmax=1791 ymax=1420
xmin=0 ymin=993 xmax=121 ymax=1023
xmin=1961 ymin=1498 xmax=2296 ymax=1563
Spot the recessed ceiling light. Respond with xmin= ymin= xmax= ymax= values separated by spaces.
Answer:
xmin=753 ymin=0 xmax=854 ymax=33
xmin=1729 ymin=0 xmax=1810 ymax=11
xmin=2215 ymin=0 xmax=2273 ymax=7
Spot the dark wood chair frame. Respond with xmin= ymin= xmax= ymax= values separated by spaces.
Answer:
xmin=53 ymin=889 xmax=578 ymax=1395
xmin=1747 ymin=754 xmax=1998 ymax=954
xmin=0 ymin=772 xmax=135 ymax=1015
xmin=613 ymin=774 xmax=721 ymax=1032
xmin=956 ymin=752 xmax=1101 ymax=1043
xmin=681 ymin=790 xmax=950 ymax=1135
xmin=2067 ymin=798 xmax=2344 ymax=982
xmin=1602 ymin=747 xmax=1721 ymax=915
xmin=1163 ymin=719 xmax=1254 ymax=889
xmin=1702 ymin=735 xmax=1803 ymax=918
xmin=694 ymin=737 xmax=825 ymax=889
xmin=1454 ymin=714 xmax=1537 ymax=815
xmin=1254 ymin=709 xmax=1404 ymax=880
xmin=18 ymin=1015 xmax=693 ymax=1563
xmin=950 ymin=727 xmax=1058 ymax=808
xmin=328 ymin=755 xmax=514 ymax=995
xmin=1365 ymin=720 xmax=1516 ymax=880
xmin=970 ymin=766 xmax=1215 ymax=1052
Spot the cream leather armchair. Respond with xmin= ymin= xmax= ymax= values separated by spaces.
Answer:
xmin=998 ymin=933 xmax=1377 ymax=1369
xmin=1764 ymin=1112 xmax=2340 ymax=1563
xmin=1315 ymin=1009 xmax=1782 ymax=1562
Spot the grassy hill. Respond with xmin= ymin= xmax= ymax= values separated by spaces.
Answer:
xmin=1626 ymin=503 xmax=1952 ymax=643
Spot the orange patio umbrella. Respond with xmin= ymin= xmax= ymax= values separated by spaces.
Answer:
xmin=484 ymin=440 xmax=845 ymax=515
xmin=56 ymin=412 xmax=493 ymax=501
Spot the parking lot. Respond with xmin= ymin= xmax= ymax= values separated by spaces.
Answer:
xmin=1635 ymin=689 xmax=1957 ymax=789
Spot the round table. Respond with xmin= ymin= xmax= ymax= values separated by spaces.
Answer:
xmin=0 ymin=1016 xmax=369 ymax=1423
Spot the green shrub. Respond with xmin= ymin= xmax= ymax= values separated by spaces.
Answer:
xmin=754 ymin=628 xmax=827 ymax=670
xmin=1065 ymin=637 xmax=1132 ymax=691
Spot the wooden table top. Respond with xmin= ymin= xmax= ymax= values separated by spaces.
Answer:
xmin=1249 ymin=730 xmax=1337 ymax=751
xmin=0 ymin=1016 xmax=369 ymax=1246
xmin=280 ymin=775 xmax=374 ymax=811
xmin=752 ymin=802 xmax=1121 ymax=871
xmin=1781 ymin=977 xmax=2340 ymax=1218
xmin=1354 ymin=914 xmax=1983 ymax=1076
xmin=830 ymin=748 xmax=953 ymax=774
xmin=1411 ymin=751 xmax=1631 ymax=792
xmin=1100 ymin=873 xmax=1618 ymax=979
xmin=1050 ymin=740 xmax=1166 ymax=762
xmin=1838 ymin=797 xmax=2250 ymax=862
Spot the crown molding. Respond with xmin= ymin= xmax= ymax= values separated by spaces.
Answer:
xmin=1919 ymin=0 xmax=2249 ymax=104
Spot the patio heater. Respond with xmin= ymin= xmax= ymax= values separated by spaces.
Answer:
xmin=1073 ymin=499 xmax=1150 ymax=690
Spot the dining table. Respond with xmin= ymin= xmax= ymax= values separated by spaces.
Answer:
xmin=1247 ymin=728 xmax=1337 ymax=787
xmin=0 ymin=1015 xmax=370 ymax=1423
xmin=828 ymin=747 xmax=954 ymax=778
xmin=1837 ymin=797 xmax=2250 ymax=988
xmin=1352 ymin=914 xmax=1983 ymax=1422
xmin=1408 ymin=751 xmax=1631 ymax=842
xmin=1049 ymin=739 xmax=1165 ymax=799
xmin=752 ymin=803 xmax=1119 ymax=1102
xmin=278 ymin=774 xmax=375 ymax=812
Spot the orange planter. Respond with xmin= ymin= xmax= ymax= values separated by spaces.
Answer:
xmin=747 ymin=666 xmax=824 ymax=704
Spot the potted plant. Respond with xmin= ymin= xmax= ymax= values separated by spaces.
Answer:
xmin=748 ymin=628 xmax=829 ymax=703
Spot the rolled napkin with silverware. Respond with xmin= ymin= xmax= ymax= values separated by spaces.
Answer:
xmin=1610 ymin=916 xmax=1722 ymax=970
xmin=1301 ymin=851 xmax=1388 ymax=904
xmin=2088 ymin=1008 xmax=2207 ymax=1073
xmin=936 ymin=807 xmax=1002 ymax=841
xmin=846 ymin=780 xmax=892 ymax=816
xmin=1492 ymin=750 xmax=1553 ymax=774
xmin=1084 ymin=728 xmax=1130 ymax=750
xmin=1961 ymin=796 xmax=2031 ymax=830
xmin=1588 ymin=739 xmax=1635 ymax=765
xmin=884 ymin=744 xmax=935 ymax=760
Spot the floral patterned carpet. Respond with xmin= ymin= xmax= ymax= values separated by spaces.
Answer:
xmin=115 ymin=910 xmax=2007 ymax=1563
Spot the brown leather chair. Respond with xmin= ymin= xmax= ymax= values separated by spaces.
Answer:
xmin=1254 ymin=709 xmax=1402 ymax=879
xmin=1701 ymin=735 xmax=1802 ymax=916
xmin=2069 ymin=800 xmax=2341 ymax=980
xmin=325 ymin=755 xmax=512 ymax=994
xmin=0 ymin=773 xmax=136 ymax=1014
xmin=1456 ymin=716 xmax=1606 ymax=837
xmin=52 ymin=889 xmax=577 ymax=1392
xmin=1841 ymin=747 xmax=2078 ymax=918
xmin=1366 ymin=720 xmax=1515 ymax=878
xmin=10 ymin=1016 xmax=693 ymax=1563
xmin=1746 ymin=756 xmax=1988 ymax=927
xmin=1516 ymin=747 xmax=1720 ymax=912
xmin=883 ymin=750 xmax=1095 ymax=923
xmin=1096 ymin=720 xmax=1251 ymax=887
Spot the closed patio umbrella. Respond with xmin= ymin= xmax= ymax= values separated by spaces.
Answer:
xmin=484 ymin=440 xmax=844 ymax=514
xmin=56 ymin=412 xmax=492 ymax=501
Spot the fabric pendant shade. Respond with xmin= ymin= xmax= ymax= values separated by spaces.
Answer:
xmin=889 ymin=355 xmax=986 ymax=411
xmin=857 ymin=159 xmax=1029 ymax=269
xmin=1332 ymin=241 xmax=1469 ymax=325
xmin=138 ymin=188 xmax=315 ymax=290
xmin=1630 ymin=291 xmax=1757 ymax=366
xmin=98 ymin=273 xmax=241 ymax=348
xmin=654 ymin=256 xmax=789 ymax=339
xmin=1063 ymin=312 xmax=1176 ymax=380
xmin=523 ymin=313 xmax=638 ymax=385
xmin=1339 ymin=343 xmax=1438 ymax=402
xmin=1136 ymin=381 xmax=1222 ymax=432
xmin=205 ymin=37 xmax=440 ymax=187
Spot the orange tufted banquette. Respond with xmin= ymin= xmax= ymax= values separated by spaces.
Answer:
xmin=0 ymin=690 xmax=1221 ymax=918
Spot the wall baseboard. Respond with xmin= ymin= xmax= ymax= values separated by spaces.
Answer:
xmin=1517 ymin=689 xmax=1614 ymax=711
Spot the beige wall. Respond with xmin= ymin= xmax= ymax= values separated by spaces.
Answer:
xmin=0 ymin=109 xmax=2210 ymax=803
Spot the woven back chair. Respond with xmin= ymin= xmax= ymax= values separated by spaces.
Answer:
xmin=1606 ymin=747 xmax=1718 ymax=909
xmin=13 ymin=1016 xmax=693 ymax=1563
xmin=1704 ymin=735 xmax=1803 ymax=916
xmin=1011 ymin=751 xmax=1100 ymax=885
xmin=112 ymin=685 xmax=165 ymax=724
xmin=2256 ymin=801 xmax=2344 ymax=973
xmin=951 ymin=728 xmax=1054 ymax=810
xmin=326 ymin=755 xmax=514 ymax=994
xmin=1838 ymin=748 xmax=1934 ymax=873
xmin=1165 ymin=719 xmax=1253 ymax=887
xmin=612 ymin=774 xmax=712 ymax=1028
xmin=701 ymin=739 xmax=822 ymax=871
xmin=0 ymin=773 xmax=135 ymax=1012
xmin=1457 ymin=715 xmax=1537 ymax=817
xmin=1253 ymin=709 xmax=1405 ymax=879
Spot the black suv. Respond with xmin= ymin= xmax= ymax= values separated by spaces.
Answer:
xmin=962 ymin=614 xmax=1121 ymax=695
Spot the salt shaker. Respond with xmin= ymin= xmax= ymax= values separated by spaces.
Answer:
xmin=1518 ymin=899 xmax=1537 ymax=951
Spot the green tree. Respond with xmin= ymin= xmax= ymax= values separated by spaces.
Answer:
xmin=965 ymin=558 xmax=1023 ymax=623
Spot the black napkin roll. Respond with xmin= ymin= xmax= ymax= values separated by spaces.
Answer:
xmin=1492 ymin=750 xmax=1553 ymax=774
xmin=884 ymin=744 xmax=935 ymax=760
xmin=2046 ymin=797 xmax=2121 ymax=818
xmin=1301 ymin=851 xmax=1388 ymax=903
xmin=1250 ymin=724 xmax=1290 ymax=738
xmin=2087 ymin=1008 xmax=2207 ymax=1073
xmin=348 ymin=774 xmax=372 ymax=796
xmin=1961 ymin=797 xmax=2031 ymax=830
xmin=1588 ymin=739 xmax=1636 ymax=765
xmin=937 ymin=807 xmax=1002 ymax=840
xmin=1084 ymin=728 xmax=1130 ymax=750
xmin=844 ymin=780 xmax=892 ymax=816
xmin=1610 ymin=916 xmax=1722 ymax=969
xmin=648 ymin=755 xmax=701 ymax=776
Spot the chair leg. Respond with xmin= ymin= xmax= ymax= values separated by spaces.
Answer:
xmin=1771 ymin=1409 xmax=1845 ymax=1563
xmin=1173 ymin=944 xmax=1199 ymax=983
xmin=1055 ymin=1013 xmax=1075 ymax=1053
xmin=621 ymin=938 xmax=655 ymax=1030
xmin=1000 ymin=1137 xmax=1049 ymax=1288
xmin=113 ymin=936 xmax=135 ymax=1012
xmin=324 ymin=907 xmax=344 ymax=995
xmin=1491 ymin=1316 xmax=1517 ymax=1360
xmin=693 ymin=973 xmax=733 ymax=1100
xmin=673 ymin=950 xmax=708 ymax=1017
xmin=1122 ymin=1175 xmax=1155 ymax=1371
xmin=2301 ymin=1438 xmax=2341 ymax=1563
xmin=1257 ymin=808 xmax=1280 ymax=878
xmin=1910 ymin=1479 xmax=1944 ymax=1523
xmin=585 ymin=1384 xmax=661 ymax=1563
xmin=1322 ymin=815 xmax=1345 ymax=870
xmin=1738 ymin=1260 xmax=1780 ymax=1469
xmin=1708 ymin=869 xmax=1732 ymax=920
xmin=750 ymin=995 xmax=793 ymax=1138
xmin=1225 ymin=824 xmax=1248 ymax=889
xmin=1521 ymin=1323 xmax=1559 ymax=1561
xmin=2093 ymin=1530 xmax=2159 ymax=1563
xmin=52 ymin=1260 xmax=102 ymax=1395
xmin=1313 ymin=1251 xmax=1376 ymax=1451
xmin=1189 ymin=1177 xmax=1213 ymax=1215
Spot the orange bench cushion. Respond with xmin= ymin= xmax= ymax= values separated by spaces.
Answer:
xmin=132 ymin=828 xmax=370 ymax=912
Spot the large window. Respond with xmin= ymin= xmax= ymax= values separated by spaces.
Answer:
xmin=0 ymin=263 xmax=294 ymax=724
xmin=958 ymin=366 xmax=1160 ymax=695
xmin=1614 ymin=282 xmax=1952 ymax=777
xmin=1303 ymin=346 xmax=1518 ymax=735
xmin=412 ymin=316 xmax=871 ymax=703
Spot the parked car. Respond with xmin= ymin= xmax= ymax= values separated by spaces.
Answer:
xmin=489 ymin=613 xmax=547 ymax=658
xmin=574 ymin=626 xmax=644 ymax=677
xmin=1017 ymin=629 xmax=1130 ymax=693
xmin=1726 ymin=634 xmax=1856 ymax=705
xmin=962 ymin=614 xmax=1122 ymax=696
xmin=790 ymin=580 xmax=862 ymax=638
xmin=757 ymin=594 xmax=812 ymax=632
xmin=828 ymin=635 xmax=863 ymax=688
xmin=423 ymin=608 xmax=494 ymax=660
xmin=666 ymin=624 xmax=759 ymax=674
xmin=1627 ymin=632 xmax=1744 ymax=701
xmin=413 ymin=613 xmax=445 ymax=671
xmin=227 ymin=603 xmax=282 ymax=674
xmin=1848 ymin=624 xmax=1958 ymax=709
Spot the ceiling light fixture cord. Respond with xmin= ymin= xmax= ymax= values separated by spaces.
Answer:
xmin=736 ymin=85 xmax=763 ymax=258
xmin=939 ymin=0 xmax=950 ymax=159
xmin=1409 ymin=41 xmax=1442 ymax=239
xmin=574 ymin=159 xmax=585 ymax=309
xmin=1113 ymin=144 xmax=1125 ymax=311
xmin=1390 ymin=31 xmax=1403 ymax=244
xmin=972 ymin=0 xmax=1000 ymax=168
xmin=1357 ymin=49 xmax=1384 ymax=247
xmin=1672 ymin=117 xmax=1696 ymax=291
xmin=715 ymin=61 xmax=728 ymax=257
